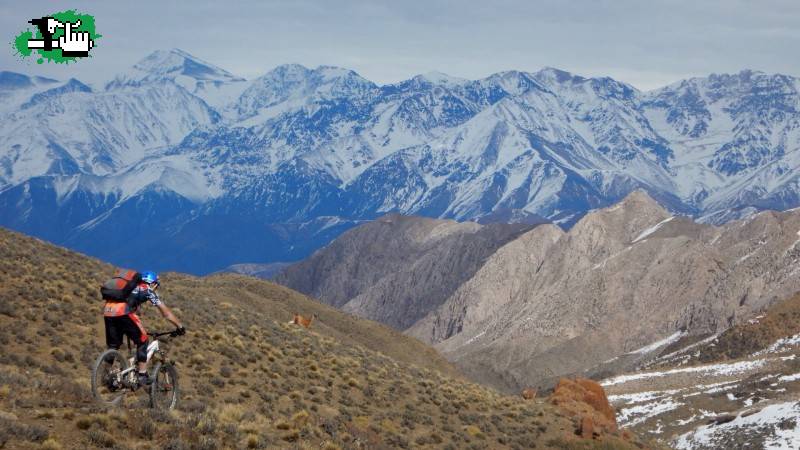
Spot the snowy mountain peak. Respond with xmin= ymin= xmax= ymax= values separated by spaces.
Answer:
xmin=0 ymin=71 xmax=58 ymax=90
xmin=315 ymin=65 xmax=359 ymax=79
xmin=668 ymin=69 xmax=798 ymax=94
xmin=534 ymin=67 xmax=587 ymax=84
xmin=267 ymin=63 xmax=312 ymax=78
xmin=413 ymin=71 xmax=469 ymax=87
xmin=106 ymin=48 xmax=245 ymax=90
xmin=234 ymin=63 xmax=376 ymax=119
xmin=532 ymin=67 xmax=640 ymax=100
xmin=257 ymin=63 xmax=373 ymax=90
xmin=484 ymin=70 xmax=547 ymax=96
xmin=134 ymin=48 xmax=244 ymax=82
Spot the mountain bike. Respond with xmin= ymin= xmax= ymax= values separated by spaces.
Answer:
xmin=90 ymin=330 xmax=181 ymax=410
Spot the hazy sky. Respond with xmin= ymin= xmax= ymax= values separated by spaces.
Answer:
xmin=2 ymin=0 xmax=799 ymax=90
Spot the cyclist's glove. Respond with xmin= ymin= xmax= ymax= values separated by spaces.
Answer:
xmin=175 ymin=326 xmax=186 ymax=336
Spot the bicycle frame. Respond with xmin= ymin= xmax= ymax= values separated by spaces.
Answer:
xmin=119 ymin=339 xmax=161 ymax=378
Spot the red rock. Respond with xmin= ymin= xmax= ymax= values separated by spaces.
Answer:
xmin=549 ymin=377 xmax=619 ymax=439
xmin=580 ymin=416 xmax=595 ymax=439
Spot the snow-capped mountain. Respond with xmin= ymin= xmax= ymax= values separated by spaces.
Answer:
xmin=106 ymin=48 xmax=248 ymax=109
xmin=1 ymin=49 xmax=799 ymax=273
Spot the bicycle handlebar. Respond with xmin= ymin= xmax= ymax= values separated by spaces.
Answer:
xmin=150 ymin=330 xmax=183 ymax=339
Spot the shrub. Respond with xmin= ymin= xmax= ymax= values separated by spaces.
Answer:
xmin=163 ymin=438 xmax=189 ymax=450
xmin=0 ymin=301 xmax=17 ymax=317
xmin=41 ymin=437 xmax=63 ymax=449
xmin=0 ymin=418 xmax=49 ymax=443
xmin=196 ymin=436 xmax=219 ymax=450
xmin=137 ymin=419 xmax=156 ymax=440
xmin=86 ymin=429 xmax=115 ymax=448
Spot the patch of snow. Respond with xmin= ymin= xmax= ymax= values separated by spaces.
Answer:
xmin=592 ymin=246 xmax=633 ymax=270
xmin=608 ymin=389 xmax=682 ymax=405
xmin=748 ymin=314 xmax=766 ymax=325
xmin=628 ymin=331 xmax=687 ymax=355
xmin=705 ymin=382 xmax=739 ymax=394
xmin=654 ymin=334 xmax=720 ymax=364
xmin=754 ymin=333 xmax=800 ymax=356
xmin=778 ymin=373 xmax=800 ymax=382
xmin=601 ymin=359 xmax=768 ymax=386
xmin=465 ymin=330 xmax=487 ymax=345
xmin=673 ymin=401 xmax=800 ymax=450
xmin=676 ymin=414 xmax=699 ymax=426
xmin=618 ymin=399 xmax=683 ymax=427
xmin=737 ymin=248 xmax=759 ymax=263
xmin=631 ymin=216 xmax=675 ymax=244
xmin=632 ymin=216 xmax=674 ymax=243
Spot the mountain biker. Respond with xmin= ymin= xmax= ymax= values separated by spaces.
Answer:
xmin=102 ymin=271 xmax=185 ymax=386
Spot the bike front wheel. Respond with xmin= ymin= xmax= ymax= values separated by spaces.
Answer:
xmin=91 ymin=349 xmax=129 ymax=406
xmin=150 ymin=362 xmax=179 ymax=410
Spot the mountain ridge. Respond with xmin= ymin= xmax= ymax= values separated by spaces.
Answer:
xmin=277 ymin=191 xmax=800 ymax=393
xmin=2 ymin=49 xmax=800 ymax=273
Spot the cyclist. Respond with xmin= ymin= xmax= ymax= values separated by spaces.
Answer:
xmin=103 ymin=271 xmax=185 ymax=387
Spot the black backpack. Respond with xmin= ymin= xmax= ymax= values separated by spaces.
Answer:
xmin=100 ymin=269 xmax=142 ymax=302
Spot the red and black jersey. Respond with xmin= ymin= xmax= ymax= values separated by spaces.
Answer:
xmin=102 ymin=282 xmax=162 ymax=317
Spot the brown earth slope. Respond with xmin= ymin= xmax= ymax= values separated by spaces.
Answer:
xmin=276 ymin=214 xmax=534 ymax=330
xmin=0 ymin=227 xmax=655 ymax=449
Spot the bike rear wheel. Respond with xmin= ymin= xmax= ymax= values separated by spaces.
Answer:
xmin=91 ymin=349 xmax=129 ymax=406
xmin=150 ymin=362 xmax=179 ymax=410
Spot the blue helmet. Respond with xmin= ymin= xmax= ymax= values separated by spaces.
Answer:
xmin=141 ymin=271 xmax=159 ymax=284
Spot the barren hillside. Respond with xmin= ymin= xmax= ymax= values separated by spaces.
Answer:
xmin=0 ymin=227 xmax=654 ymax=449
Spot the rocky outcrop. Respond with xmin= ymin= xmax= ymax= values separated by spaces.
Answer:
xmin=549 ymin=378 xmax=619 ymax=441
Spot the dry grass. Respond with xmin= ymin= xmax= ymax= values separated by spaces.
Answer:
xmin=0 ymin=227 xmax=657 ymax=449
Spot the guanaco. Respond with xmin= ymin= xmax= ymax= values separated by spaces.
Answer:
xmin=288 ymin=313 xmax=316 ymax=328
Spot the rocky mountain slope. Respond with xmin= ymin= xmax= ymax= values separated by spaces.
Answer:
xmin=219 ymin=262 xmax=292 ymax=280
xmin=602 ymin=291 xmax=800 ymax=449
xmin=1 ymin=50 xmax=800 ymax=273
xmin=276 ymin=214 xmax=534 ymax=330
xmin=0 ymin=226 xmax=658 ymax=449
xmin=278 ymin=190 xmax=800 ymax=393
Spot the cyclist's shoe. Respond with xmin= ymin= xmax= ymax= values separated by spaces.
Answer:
xmin=103 ymin=373 xmax=120 ymax=391
xmin=137 ymin=372 xmax=152 ymax=387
